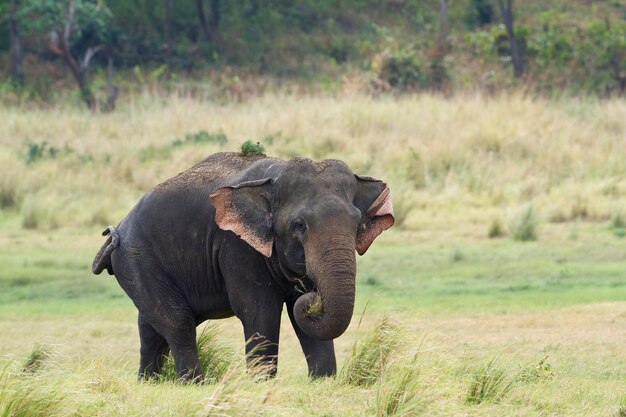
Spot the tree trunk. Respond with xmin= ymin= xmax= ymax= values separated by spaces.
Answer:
xmin=62 ymin=52 xmax=97 ymax=110
xmin=196 ymin=0 xmax=210 ymax=41
xmin=437 ymin=0 xmax=449 ymax=55
xmin=164 ymin=0 xmax=173 ymax=78
xmin=497 ymin=0 xmax=523 ymax=78
xmin=103 ymin=55 xmax=119 ymax=112
xmin=48 ymin=0 xmax=97 ymax=111
xmin=8 ymin=0 xmax=24 ymax=85
xmin=209 ymin=0 xmax=220 ymax=41
xmin=610 ymin=56 xmax=626 ymax=97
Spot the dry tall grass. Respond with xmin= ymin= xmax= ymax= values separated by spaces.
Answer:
xmin=1 ymin=93 xmax=625 ymax=232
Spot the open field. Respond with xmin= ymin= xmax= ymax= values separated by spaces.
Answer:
xmin=1 ymin=94 xmax=625 ymax=416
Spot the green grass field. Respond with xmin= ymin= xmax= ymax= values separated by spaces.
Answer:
xmin=1 ymin=94 xmax=625 ymax=416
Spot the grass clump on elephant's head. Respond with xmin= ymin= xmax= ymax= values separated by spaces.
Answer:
xmin=240 ymin=140 xmax=265 ymax=156
xmin=304 ymin=293 xmax=323 ymax=318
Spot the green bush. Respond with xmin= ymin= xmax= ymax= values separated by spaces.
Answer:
xmin=374 ymin=48 xmax=426 ymax=91
xmin=487 ymin=218 xmax=506 ymax=239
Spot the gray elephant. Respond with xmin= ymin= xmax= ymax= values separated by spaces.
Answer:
xmin=92 ymin=152 xmax=394 ymax=380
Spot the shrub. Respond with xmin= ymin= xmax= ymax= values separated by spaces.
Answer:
xmin=466 ymin=356 xmax=519 ymax=404
xmin=509 ymin=204 xmax=539 ymax=242
xmin=0 ymin=179 xmax=18 ymax=210
xmin=518 ymin=355 xmax=555 ymax=383
xmin=373 ymin=48 xmax=426 ymax=91
xmin=341 ymin=316 xmax=400 ymax=387
xmin=21 ymin=198 xmax=44 ymax=230
xmin=610 ymin=210 xmax=626 ymax=229
xmin=487 ymin=218 xmax=506 ymax=239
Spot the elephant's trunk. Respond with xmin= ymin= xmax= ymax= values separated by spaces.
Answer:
xmin=294 ymin=229 xmax=356 ymax=340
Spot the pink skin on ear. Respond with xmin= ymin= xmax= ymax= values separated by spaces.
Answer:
xmin=210 ymin=188 xmax=274 ymax=258
xmin=356 ymin=187 xmax=394 ymax=255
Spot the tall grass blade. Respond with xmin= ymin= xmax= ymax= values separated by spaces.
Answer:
xmin=341 ymin=315 xmax=400 ymax=387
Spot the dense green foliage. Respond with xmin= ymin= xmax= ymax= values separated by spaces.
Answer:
xmin=1 ymin=0 xmax=625 ymax=100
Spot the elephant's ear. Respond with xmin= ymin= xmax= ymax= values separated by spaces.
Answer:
xmin=210 ymin=178 xmax=274 ymax=257
xmin=354 ymin=175 xmax=395 ymax=255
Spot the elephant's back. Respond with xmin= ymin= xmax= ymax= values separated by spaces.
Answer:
xmin=154 ymin=152 xmax=270 ymax=193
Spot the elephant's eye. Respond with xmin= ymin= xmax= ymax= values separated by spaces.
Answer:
xmin=292 ymin=219 xmax=307 ymax=235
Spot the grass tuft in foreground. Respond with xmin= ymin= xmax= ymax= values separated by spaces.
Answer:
xmin=160 ymin=324 xmax=233 ymax=383
xmin=466 ymin=355 xmax=519 ymax=405
xmin=0 ymin=369 xmax=66 ymax=417
xmin=341 ymin=316 xmax=400 ymax=387
xmin=21 ymin=344 xmax=51 ymax=374
xmin=375 ymin=355 xmax=421 ymax=417
xmin=617 ymin=396 xmax=626 ymax=417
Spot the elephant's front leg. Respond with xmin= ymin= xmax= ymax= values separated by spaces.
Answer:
xmin=286 ymin=298 xmax=337 ymax=378
xmin=240 ymin=301 xmax=283 ymax=378
xmin=219 ymin=238 xmax=284 ymax=378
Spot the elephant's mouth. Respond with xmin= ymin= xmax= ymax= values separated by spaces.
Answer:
xmin=287 ymin=273 xmax=315 ymax=295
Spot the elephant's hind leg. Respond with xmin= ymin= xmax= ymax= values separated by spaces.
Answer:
xmin=138 ymin=314 xmax=170 ymax=379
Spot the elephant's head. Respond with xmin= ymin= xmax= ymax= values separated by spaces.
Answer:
xmin=210 ymin=158 xmax=394 ymax=340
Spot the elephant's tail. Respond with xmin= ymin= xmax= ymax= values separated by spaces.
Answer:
xmin=92 ymin=226 xmax=120 ymax=275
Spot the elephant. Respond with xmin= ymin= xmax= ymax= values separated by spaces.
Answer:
xmin=92 ymin=151 xmax=394 ymax=381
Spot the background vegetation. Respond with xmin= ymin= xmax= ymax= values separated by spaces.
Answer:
xmin=1 ymin=0 xmax=626 ymax=108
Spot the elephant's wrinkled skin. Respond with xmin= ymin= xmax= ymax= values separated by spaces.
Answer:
xmin=92 ymin=152 xmax=394 ymax=380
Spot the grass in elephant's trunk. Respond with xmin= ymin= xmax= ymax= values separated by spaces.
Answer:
xmin=304 ymin=293 xmax=323 ymax=318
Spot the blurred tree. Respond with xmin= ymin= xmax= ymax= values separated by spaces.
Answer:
xmin=21 ymin=0 xmax=114 ymax=110
xmin=209 ymin=0 xmax=220 ymax=41
xmin=163 ymin=0 xmax=172 ymax=78
xmin=437 ymin=0 xmax=448 ymax=55
xmin=196 ymin=0 xmax=209 ymax=40
xmin=497 ymin=0 xmax=523 ymax=78
xmin=431 ymin=0 xmax=450 ymax=92
xmin=8 ymin=0 xmax=24 ymax=85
